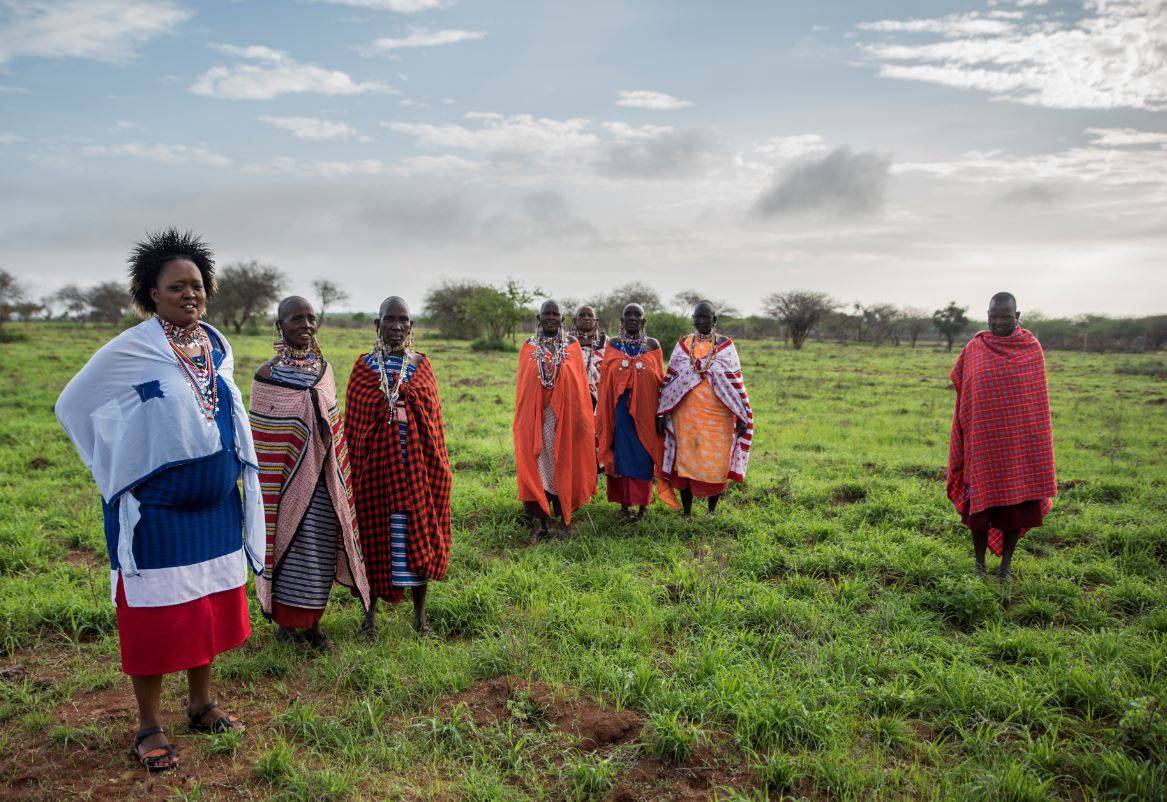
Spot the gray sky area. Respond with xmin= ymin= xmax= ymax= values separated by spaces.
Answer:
xmin=1 ymin=0 xmax=1165 ymax=316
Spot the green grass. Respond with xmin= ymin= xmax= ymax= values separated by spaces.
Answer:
xmin=2 ymin=322 xmax=1166 ymax=800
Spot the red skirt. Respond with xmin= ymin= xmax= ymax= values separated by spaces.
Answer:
xmin=664 ymin=474 xmax=727 ymax=498
xmin=607 ymin=476 xmax=652 ymax=506
xmin=272 ymin=601 xmax=324 ymax=629
xmin=115 ymin=577 xmax=250 ymax=677
xmin=962 ymin=499 xmax=1045 ymax=532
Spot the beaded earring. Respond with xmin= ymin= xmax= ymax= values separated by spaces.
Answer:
xmin=273 ymin=323 xmax=285 ymax=351
xmin=404 ymin=333 xmax=416 ymax=351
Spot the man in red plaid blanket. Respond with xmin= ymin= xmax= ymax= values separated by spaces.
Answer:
xmin=947 ymin=292 xmax=1056 ymax=580
xmin=345 ymin=297 xmax=453 ymax=635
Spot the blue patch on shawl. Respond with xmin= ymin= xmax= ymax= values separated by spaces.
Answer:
xmin=134 ymin=379 xmax=165 ymax=402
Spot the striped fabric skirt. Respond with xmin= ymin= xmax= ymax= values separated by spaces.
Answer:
xmin=538 ymin=405 xmax=557 ymax=495
xmin=390 ymin=512 xmax=424 ymax=587
xmin=272 ymin=474 xmax=339 ymax=626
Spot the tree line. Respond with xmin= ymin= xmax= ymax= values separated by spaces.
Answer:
xmin=2 ymin=267 xmax=1164 ymax=354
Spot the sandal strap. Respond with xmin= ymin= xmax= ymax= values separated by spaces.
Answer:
xmin=133 ymin=726 xmax=166 ymax=748
xmin=188 ymin=700 xmax=219 ymax=723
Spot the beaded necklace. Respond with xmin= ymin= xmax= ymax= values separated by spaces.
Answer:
xmin=571 ymin=329 xmax=602 ymax=368
xmin=374 ymin=345 xmax=414 ymax=413
xmin=529 ymin=331 xmax=569 ymax=389
xmin=275 ymin=340 xmax=322 ymax=373
xmin=620 ymin=329 xmax=646 ymax=353
xmin=158 ymin=317 xmax=219 ymax=422
xmin=686 ymin=331 xmax=718 ymax=375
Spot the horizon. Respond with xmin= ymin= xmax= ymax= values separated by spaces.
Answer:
xmin=2 ymin=0 xmax=1165 ymax=317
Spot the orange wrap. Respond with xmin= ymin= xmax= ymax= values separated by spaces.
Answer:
xmin=514 ymin=340 xmax=597 ymax=523
xmin=595 ymin=347 xmax=678 ymax=509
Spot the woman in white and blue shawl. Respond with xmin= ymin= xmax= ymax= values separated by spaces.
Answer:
xmin=56 ymin=230 xmax=265 ymax=772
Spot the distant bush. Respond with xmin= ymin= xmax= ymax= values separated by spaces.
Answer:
xmin=470 ymin=337 xmax=517 ymax=352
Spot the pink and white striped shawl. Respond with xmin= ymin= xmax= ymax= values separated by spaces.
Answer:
xmin=657 ymin=336 xmax=755 ymax=483
xmin=249 ymin=362 xmax=371 ymax=616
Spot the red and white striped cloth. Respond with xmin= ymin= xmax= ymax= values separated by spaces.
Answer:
xmin=657 ymin=336 xmax=754 ymax=483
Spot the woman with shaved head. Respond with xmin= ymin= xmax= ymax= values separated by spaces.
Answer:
xmin=249 ymin=296 xmax=370 ymax=650
xmin=514 ymin=300 xmax=597 ymax=542
xmin=344 ymin=297 xmax=452 ymax=636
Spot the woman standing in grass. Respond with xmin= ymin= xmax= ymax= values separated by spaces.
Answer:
xmin=250 ymin=296 xmax=370 ymax=649
xmin=657 ymin=300 xmax=755 ymax=515
xmin=514 ymin=300 xmax=597 ymax=542
xmin=55 ymin=229 xmax=265 ymax=771
xmin=595 ymin=304 xmax=678 ymax=521
xmin=344 ymin=296 xmax=452 ymax=637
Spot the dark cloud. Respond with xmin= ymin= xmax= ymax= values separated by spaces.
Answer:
xmin=596 ymin=128 xmax=714 ymax=179
xmin=752 ymin=146 xmax=891 ymax=218
xmin=1000 ymin=182 xmax=1063 ymax=206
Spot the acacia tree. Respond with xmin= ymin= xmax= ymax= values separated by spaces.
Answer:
xmin=210 ymin=261 xmax=286 ymax=334
xmin=0 ymin=269 xmax=27 ymax=329
xmin=52 ymin=284 xmax=91 ymax=323
xmin=589 ymin=282 xmax=665 ymax=333
xmin=932 ymin=301 xmax=970 ymax=351
xmin=902 ymin=306 xmax=931 ymax=348
xmin=85 ymin=281 xmax=132 ymax=325
xmin=311 ymin=278 xmax=349 ymax=323
xmin=863 ymin=303 xmax=902 ymax=347
xmin=763 ymin=290 xmax=837 ymax=349
xmin=670 ymin=289 xmax=740 ymax=317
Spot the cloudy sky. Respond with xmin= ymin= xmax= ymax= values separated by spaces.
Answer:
xmin=1 ymin=0 xmax=1165 ymax=316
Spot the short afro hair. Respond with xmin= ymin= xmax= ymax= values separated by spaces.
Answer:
xmin=128 ymin=228 xmax=216 ymax=315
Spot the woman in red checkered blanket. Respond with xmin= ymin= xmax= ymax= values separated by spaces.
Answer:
xmin=345 ymin=297 xmax=452 ymax=636
xmin=947 ymin=292 xmax=1057 ymax=581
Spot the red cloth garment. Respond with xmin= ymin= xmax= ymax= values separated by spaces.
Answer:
xmin=963 ymin=500 xmax=1045 ymax=533
xmin=606 ymin=476 xmax=652 ymax=506
xmin=272 ymin=601 xmax=324 ymax=629
xmin=344 ymin=355 xmax=453 ymax=603
xmin=115 ymin=576 xmax=249 ymax=676
xmin=946 ymin=328 xmax=1056 ymax=556
xmin=513 ymin=340 xmax=597 ymax=524
xmin=665 ymin=475 xmax=728 ymax=498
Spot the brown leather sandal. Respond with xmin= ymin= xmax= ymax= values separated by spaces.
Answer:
xmin=131 ymin=726 xmax=178 ymax=772
xmin=187 ymin=701 xmax=244 ymax=734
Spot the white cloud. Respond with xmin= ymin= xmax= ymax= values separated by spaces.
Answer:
xmin=856 ymin=0 xmax=1167 ymax=110
xmin=753 ymin=146 xmax=892 ymax=218
xmin=894 ymin=134 xmax=1167 ymax=187
xmin=81 ymin=142 xmax=232 ymax=168
xmin=0 ymin=0 xmax=191 ymax=66
xmin=0 ymin=132 xmax=25 ymax=144
xmin=753 ymin=134 xmax=829 ymax=162
xmin=311 ymin=0 xmax=453 ymax=11
xmin=857 ymin=13 xmax=1015 ymax=36
xmin=1086 ymin=127 xmax=1167 ymax=147
xmin=256 ymin=115 xmax=370 ymax=141
xmin=386 ymin=113 xmax=598 ymax=154
xmin=242 ymin=153 xmax=481 ymax=177
xmin=615 ymin=90 xmax=693 ymax=110
xmin=363 ymin=28 xmax=485 ymax=53
xmin=0 ymin=84 xmax=30 ymax=94
xmin=191 ymin=45 xmax=394 ymax=100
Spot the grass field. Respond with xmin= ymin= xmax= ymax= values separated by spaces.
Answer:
xmin=1 ymin=322 xmax=1166 ymax=801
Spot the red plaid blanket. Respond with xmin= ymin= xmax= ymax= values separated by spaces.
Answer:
xmin=946 ymin=329 xmax=1056 ymax=555
xmin=344 ymin=354 xmax=452 ymax=601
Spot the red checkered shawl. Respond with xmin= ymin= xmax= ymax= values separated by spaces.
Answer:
xmin=344 ymin=354 xmax=452 ymax=602
xmin=947 ymin=329 xmax=1056 ymax=555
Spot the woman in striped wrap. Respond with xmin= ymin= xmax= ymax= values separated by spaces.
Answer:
xmin=249 ymin=297 xmax=370 ymax=650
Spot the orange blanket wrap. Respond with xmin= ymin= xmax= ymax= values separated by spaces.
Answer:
xmin=513 ymin=340 xmax=597 ymax=523
xmin=594 ymin=346 xmax=678 ymax=509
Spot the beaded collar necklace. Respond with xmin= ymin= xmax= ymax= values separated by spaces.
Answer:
xmin=529 ymin=331 xmax=569 ymax=389
xmin=157 ymin=316 xmax=218 ymax=422
xmin=620 ymin=329 xmax=646 ymax=353
xmin=687 ymin=330 xmax=717 ymax=375
xmin=374 ymin=345 xmax=413 ymax=411
xmin=275 ymin=340 xmax=322 ymax=373
xmin=571 ymin=329 xmax=602 ymax=364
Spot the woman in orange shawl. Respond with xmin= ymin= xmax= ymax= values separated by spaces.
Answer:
xmin=595 ymin=304 xmax=677 ymax=521
xmin=514 ymin=300 xmax=597 ymax=543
